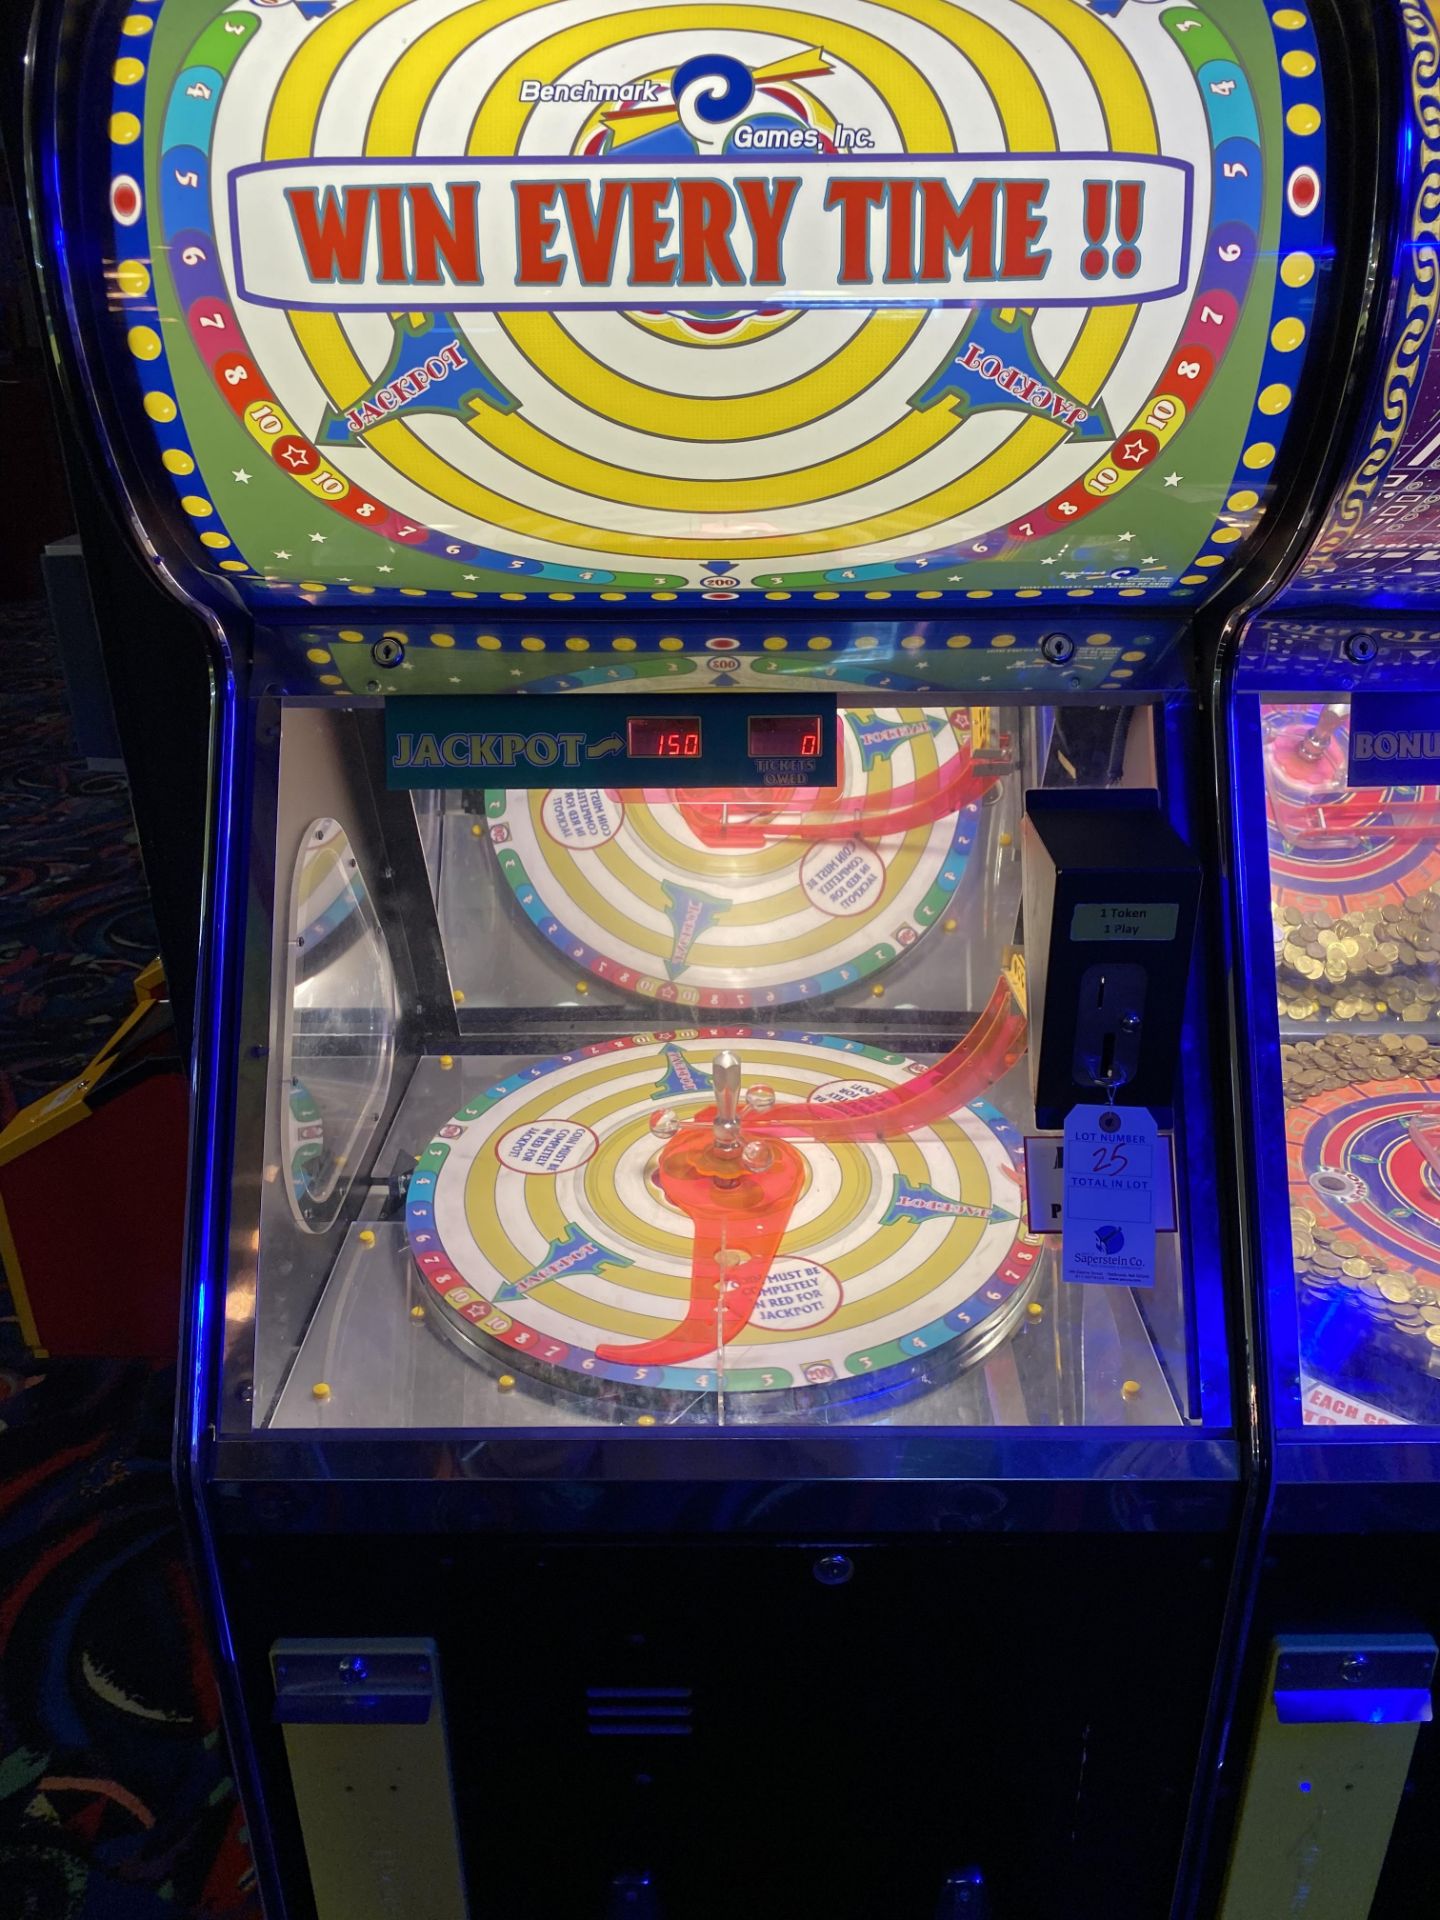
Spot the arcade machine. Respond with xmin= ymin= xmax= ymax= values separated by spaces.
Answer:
xmin=1208 ymin=7 xmax=1440 ymax=1913
xmin=23 ymin=0 xmax=1383 ymax=1913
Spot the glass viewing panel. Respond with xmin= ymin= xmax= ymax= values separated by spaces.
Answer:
xmin=1257 ymin=700 xmax=1440 ymax=1428
xmin=281 ymin=818 xmax=398 ymax=1235
xmin=231 ymin=702 xmax=1212 ymax=1437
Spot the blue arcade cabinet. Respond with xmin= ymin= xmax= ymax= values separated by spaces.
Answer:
xmin=22 ymin=0 xmax=1408 ymax=1911
xmin=1212 ymin=9 xmax=1440 ymax=1909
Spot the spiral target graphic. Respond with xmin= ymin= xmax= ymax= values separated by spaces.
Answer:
xmin=407 ymin=1027 xmax=1040 ymax=1403
xmin=486 ymin=705 xmax=985 ymax=1005
xmin=114 ymin=0 xmax=1325 ymax=600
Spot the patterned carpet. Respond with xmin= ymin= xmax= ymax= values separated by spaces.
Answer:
xmin=0 ymin=601 xmax=158 ymax=1127
xmin=0 ymin=600 xmax=258 ymax=1918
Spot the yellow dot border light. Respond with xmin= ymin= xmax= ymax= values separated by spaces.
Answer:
xmin=104 ymin=0 xmax=1326 ymax=625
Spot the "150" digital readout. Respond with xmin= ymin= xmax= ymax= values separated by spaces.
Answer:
xmin=626 ymin=715 xmax=702 ymax=758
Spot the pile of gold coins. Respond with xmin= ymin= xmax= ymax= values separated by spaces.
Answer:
xmin=1285 ymin=1028 xmax=1440 ymax=1375
xmin=1292 ymin=1205 xmax=1439 ymax=1360
xmin=1275 ymin=897 xmax=1440 ymax=1023
xmin=1281 ymin=1030 xmax=1440 ymax=1099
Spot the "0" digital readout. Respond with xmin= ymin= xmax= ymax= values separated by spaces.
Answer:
xmin=748 ymin=713 xmax=824 ymax=758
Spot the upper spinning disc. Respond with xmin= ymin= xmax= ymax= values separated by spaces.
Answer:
xmin=486 ymin=706 xmax=983 ymax=1006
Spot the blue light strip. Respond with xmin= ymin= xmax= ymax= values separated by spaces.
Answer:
xmin=1229 ymin=678 xmax=1440 ymax=1451
xmin=1274 ymin=1688 xmax=1434 ymax=1726
xmin=1227 ymin=693 xmax=1307 ymax=1431
xmin=1159 ymin=691 xmax=1232 ymax=1429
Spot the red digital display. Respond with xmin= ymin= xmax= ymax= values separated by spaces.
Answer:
xmin=748 ymin=714 xmax=824 ymax=758
xmin=627 ymin=716 xmax=702 ymax=758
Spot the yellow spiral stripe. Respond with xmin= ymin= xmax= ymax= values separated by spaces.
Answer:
xmin=265 ymin=0 xmax=1155 ymax=561
xmin=502 ymin=717 xmax=958 ymax=971
xmin=619 ymin=802 xmax=825 ymax=881
xmin=523 ymin=820 xmax=935 ymax=961
xmin=493 ymin=311 xmax=913 ymax=443
xmin=612 ymin=723 xmax=910 ymax=879
xmin=292 ymin=1 xmax=956 ymax=512
xmin=581 ymin=1101 xmax=871 ymax=1261
xmin=294 ymin=314 xmax=1131 ymax=559
xmin=467 ymin=0 xmax=1055 ymax=442
xmin=455 ymin=1045 xmax=1001 ymax=1340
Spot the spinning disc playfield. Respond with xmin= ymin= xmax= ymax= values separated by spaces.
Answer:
xmin=406 ymin=1027 xmax=1041 ymax=1402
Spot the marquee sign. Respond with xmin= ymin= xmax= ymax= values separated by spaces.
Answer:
xmin=103 ymin=0 xmax=1326 ymax=606
xmin=233 ymin=154 xmax=1193 ymax=311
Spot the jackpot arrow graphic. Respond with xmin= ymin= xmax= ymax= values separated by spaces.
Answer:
xmin=108 ymin=0 xmax=1325 ymax=602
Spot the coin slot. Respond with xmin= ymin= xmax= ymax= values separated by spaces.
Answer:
xmin=1073 ymin=962 xmax=1145 ymax=1095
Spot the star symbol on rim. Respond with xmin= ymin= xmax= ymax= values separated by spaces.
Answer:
xmin=308 ymin=531 xmax=326 ymax=543
xmin=1164 ymin=472 xmax=1182 ymax=487
xmin=233 ymin=468 xmax=251 ymax=484
xmin=273 ymin=550 xmax=291 ymax=560
xmin=378 ymin=565 xmax=393 ymax=573
xmin=1117 ymin=531 xmax=1135 ymax=543
xmin=1142 ymin=556 xmax=1160 ymax=566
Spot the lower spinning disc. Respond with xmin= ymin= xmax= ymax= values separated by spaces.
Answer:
xmin=406 ymin=1028 xmax=1040 ymax=1408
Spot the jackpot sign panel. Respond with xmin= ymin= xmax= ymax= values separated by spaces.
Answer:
xmin=107 ymin=0 xmax=1323 ymax=604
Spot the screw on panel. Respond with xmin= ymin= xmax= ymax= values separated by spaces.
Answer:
xmin=608 ymin=1872 xmax=659 ymax=1917
xmin=1040 ymin=632 xmax=1076 ymax=665
xmin=1340 ymin=633 xmax=1377 ymax=666
xmin=813 ymin=1552 xmax=855 ymax=1587
xmin=372 ymin=635 xmax=406 ymax=668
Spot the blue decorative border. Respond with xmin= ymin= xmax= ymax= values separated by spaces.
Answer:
xmin=107 ymin=0 xmax=1324 ymax=619
xmin=1283 ymin=0 xmax=1440 ymax=586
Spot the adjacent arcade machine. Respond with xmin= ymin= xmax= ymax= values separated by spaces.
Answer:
xmin=26 ymin=0 xmax=1381 ymax=1912
xmin=1213 ymin=10 xmax=1440 ymax=1913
